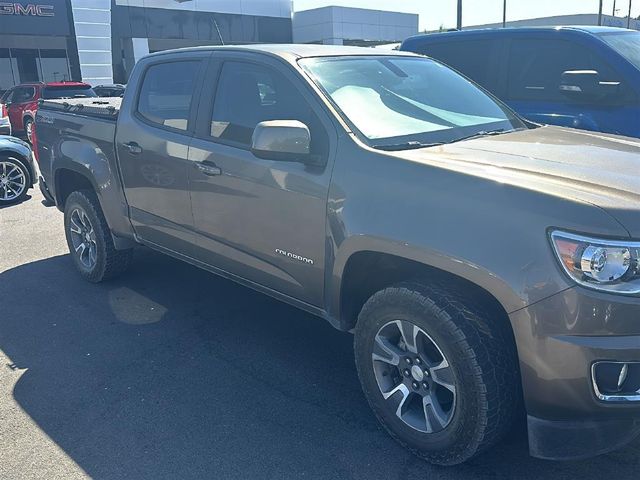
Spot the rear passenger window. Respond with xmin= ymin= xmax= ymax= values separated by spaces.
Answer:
xmin=137 ymin=61 xmax=199 ymax=131
xmin=210 ymin=61 xmax=328 ymax=155
xmin=507 ymin=38 xmax=624 ymax=102
xmin=418 ymin=40 xmax=503 ymax=93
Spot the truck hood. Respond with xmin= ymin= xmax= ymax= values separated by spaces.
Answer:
xmin=400 ymin=126 xmax=640 ymax=237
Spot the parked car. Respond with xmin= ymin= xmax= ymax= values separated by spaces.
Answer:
xmin=0 ymin=135 xmax=37 ymax=205
xmin=35 ymin=45 xmax=640 ymax=465
xmin=93 ymin=84 xmax=125 ymax=98
xmin=0 ymin=101 xmax=11 ymax=136
xmin=0 ymin=81 xmax=96 ymax=143
xmin=401 ymin=26 xmax=640 ymax=138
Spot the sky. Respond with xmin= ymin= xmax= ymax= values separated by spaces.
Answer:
xmin=292 ymin=0 xmax=640 ymax=31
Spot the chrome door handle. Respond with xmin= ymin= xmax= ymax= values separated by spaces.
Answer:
xmin=196 ymin=161 xmax=222 ymax=176
xmin=123 ymin=142 xmax=142 ymax=155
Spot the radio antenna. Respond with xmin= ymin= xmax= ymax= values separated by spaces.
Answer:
xmin=213 ymin=17 xmax=224 ymax=45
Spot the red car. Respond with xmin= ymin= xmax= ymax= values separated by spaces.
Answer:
xmin=0 ymin=82 xmax=96 ymax=142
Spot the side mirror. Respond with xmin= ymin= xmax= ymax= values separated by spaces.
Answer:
xmin=559 ymin=70 xmax=619 ymax=100
xmin=251 ymin=120 xmax=322 ymax=166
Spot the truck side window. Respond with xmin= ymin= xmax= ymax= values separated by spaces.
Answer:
xmin=210 ymin=61 xmax=328 ymax=156
xmin=417 ymin=39 xmax=502 ymax=93
xmin=137 ymin=61 xmax=200 ymax=131
xmin=507 ymin=38 xmax=624 ymax=103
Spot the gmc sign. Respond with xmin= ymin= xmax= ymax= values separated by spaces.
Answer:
xmin=0 ymin=3 xmax=54 ymax=16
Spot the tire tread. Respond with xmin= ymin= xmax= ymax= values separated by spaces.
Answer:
xmin=65 ymin=190 xmax=132 ymax=282
xmin=355 ymin=280 xmax=519 ymax=465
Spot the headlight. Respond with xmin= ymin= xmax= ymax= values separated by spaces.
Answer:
xmin=550 ymin=230 xmax=640 ymax=294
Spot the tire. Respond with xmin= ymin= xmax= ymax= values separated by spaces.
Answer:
xmin=24 ymin=118 xmax=34 ymax=144
xmin=0 ymin=156 xmax=31 ymax=205
xmin=354 ymin=281 xmax=519 ymax=466
xmin=39 ymin=178 xmax=55 ymax=206
xmin=63 ymin=190 xmax=133 ymax=282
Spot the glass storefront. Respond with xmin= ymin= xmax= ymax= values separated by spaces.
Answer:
xmin=0 ymin=0 xmax=79 ymax=93
xmin=110 ymin=7 xmax=293 ymax=84
xmin=2 ymin=49 xmax=71 ymax=85
xmin=0 ymin=49 xmax=72 ymax=92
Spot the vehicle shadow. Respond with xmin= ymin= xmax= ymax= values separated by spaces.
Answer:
xmin=1 ymin=250 xmax=638 ymax=479
xmin=0 ymin=194 xmax=32 ymax=210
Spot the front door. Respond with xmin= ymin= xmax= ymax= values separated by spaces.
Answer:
xmin=115 ymin=56 xmax=207 ymax=254
xmin=7 ymin=86 xmax=35 ymax=131
xmin=187 ymin=55 xmax=335 ymax=306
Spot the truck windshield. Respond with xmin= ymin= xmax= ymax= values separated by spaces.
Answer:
xmin=299 ymin=56 xmax=524 ymax=149
xmin=42 ymin=86 xmax=97 ymax=99
xmin=599 ymin=31 xmax=640 ymax=71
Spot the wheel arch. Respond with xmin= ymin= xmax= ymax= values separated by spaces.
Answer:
xmin=54 ymin=163 xmax=99 ymax=209
xmin=54 ymin=163 xmax=136 ymax=250
xmin=330 ymin=238 xmax=523 ymax=333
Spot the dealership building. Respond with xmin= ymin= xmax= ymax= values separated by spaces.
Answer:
xmin=0 ymin=0 xmax=292 ymax=91
xmin=0 ymin=0 xmax=419 ymax=92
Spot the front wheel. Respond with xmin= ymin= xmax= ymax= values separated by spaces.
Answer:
xmin=354 ymin=282 xmax=519 ymax=465
xmin=0 ymin=157 xmax=31 ymax=205
xmin=64 ymin=190 xmax=133 ymax=282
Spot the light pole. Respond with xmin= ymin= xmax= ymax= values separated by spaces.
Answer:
xmin=457 ymin=0 xmax=462 ymax=30
xmin=598 ymin=0 xmax=603 ymax=25
xmin=613 ymin=0 xmax=617 ymax=15
xmin=628 ymin=0 xmax=633 ymax=28
xmin=503 ymin=0 xmax=507 ymax=27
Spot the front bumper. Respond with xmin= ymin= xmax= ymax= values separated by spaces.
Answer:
xmin=510 ymin=286 xmax=640 ymax=459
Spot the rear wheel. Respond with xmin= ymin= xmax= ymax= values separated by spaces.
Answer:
xmin=0 ymin=157 xmax=30 ymax=205
xmin=64 ymin=190 xmax=133 ymax=282
xmin=354 ymin=281 xmax=519 ymax=465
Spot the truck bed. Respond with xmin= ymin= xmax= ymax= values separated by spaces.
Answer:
xmin=38 ymin=97 xmax=121 ymax=119
xmin=35 ymin=97 xmax=121 ymax=198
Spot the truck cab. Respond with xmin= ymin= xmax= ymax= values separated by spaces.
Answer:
xmin=401 ymin=26 xmax=640 ymax=138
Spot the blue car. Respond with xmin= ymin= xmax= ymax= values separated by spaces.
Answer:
xmin=401 ymin=26 xmax=640 ymax=138
xmin=0 ymin=135 xmax=37 ymax=205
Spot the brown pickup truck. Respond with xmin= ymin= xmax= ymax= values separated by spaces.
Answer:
xmin=35 ymin=44 xmax=640 ymax=465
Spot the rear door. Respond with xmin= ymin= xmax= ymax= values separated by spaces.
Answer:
xmin=115 ymin=53 xmax=208 ymax=255
xmin=186 ymin=52 xmax=336 ymax=306
xmin=505 ymin=34 xmax=638 ymax=136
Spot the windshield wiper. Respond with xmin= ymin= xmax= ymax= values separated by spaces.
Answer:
xmin=450 ymin=128 xmax=522 ymax=144
xmin=374 ymin=141 xmax=444 ymax=151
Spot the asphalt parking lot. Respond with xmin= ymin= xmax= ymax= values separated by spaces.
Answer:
xmin=1 ymin=189 xmax=639 ymax=480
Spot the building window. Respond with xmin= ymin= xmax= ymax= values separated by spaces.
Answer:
xmin=0 ymin=48 xmax=71 ymax=92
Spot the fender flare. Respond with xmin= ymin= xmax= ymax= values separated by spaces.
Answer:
xmin=53 ymin=153 xmax=137 ymax=250
xmin=328 ymin=235 xmax=525 ymax=326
